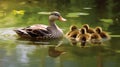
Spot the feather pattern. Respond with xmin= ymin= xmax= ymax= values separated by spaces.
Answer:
xmin=14 ymin=11 xmax=66 ymax=39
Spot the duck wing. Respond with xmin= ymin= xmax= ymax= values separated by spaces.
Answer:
xmin=14 ymin=24 xmax=52 ymax=38
xmin=14 ymin=29 xmax=31 ymax=38
xmin=25 ymin=24 xmax=52 ymax=38
xmin=26 ymin=24 xmax=48 ymax=30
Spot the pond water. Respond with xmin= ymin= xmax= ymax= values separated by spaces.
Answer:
xmin=0 ymin=0 xmax=120 ymax=67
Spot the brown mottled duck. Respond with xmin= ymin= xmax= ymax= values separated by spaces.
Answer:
xmin=14 ymin=11 xmax=66 ymax=40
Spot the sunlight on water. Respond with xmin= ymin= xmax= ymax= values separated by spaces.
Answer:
xmin=0 ymin=28 xmax=16 ymax=40
xmin=16 ymin=44 xmax=36 ymax=64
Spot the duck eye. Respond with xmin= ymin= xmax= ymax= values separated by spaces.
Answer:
xmin=54 ymin=13 xmax=60 ymax=17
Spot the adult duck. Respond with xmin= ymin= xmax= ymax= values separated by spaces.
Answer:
xmin=95 ymin=27 xmax=110 ymax=40
xmin=14 ymin=11 xmax=66 ymax=39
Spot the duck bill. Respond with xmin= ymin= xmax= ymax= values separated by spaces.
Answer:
xmin=58 ymin=16 xmax=67 ymax=22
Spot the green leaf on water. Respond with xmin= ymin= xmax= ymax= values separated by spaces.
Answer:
xmin=79 ymin=13 xmax=89 ymax=15
xmin=66 ymin=12 xmax=79 ymax=17
xmin=83 ymin=7 xmax=92 ymax=10
xmin=100 ymin=19 xmax=113 ymax=23
xmin=38 ymin=12 xmax=51 ymax=15
xmin=115 ymin=50 xmax=120 ymax=53
xmin=66 ymin=12 xmax=89 ymax=17
xmin=110 ymin=35 xmax=120 ymax=37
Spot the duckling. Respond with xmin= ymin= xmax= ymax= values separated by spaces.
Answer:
xmin=90 ymin=33 xmax=102 ymax=44
xmin=66 ymin=25 xmax=79 ymax=39
xmin=66 ymin=25 xmax=79 ymax=45
xmin=95 ymin=27 xmax=110 ymax=40
xmin=82 ymin=24 xmax=95 ymax=34
xmin=76 ymin=28 xmax=91 ymax=47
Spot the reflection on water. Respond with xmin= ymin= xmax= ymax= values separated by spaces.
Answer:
xmin=16 ymin=44 xmax=36 ymax=64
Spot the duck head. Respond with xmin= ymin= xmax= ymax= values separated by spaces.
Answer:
xmin=49 ymin=11 xmax=66 ymax=22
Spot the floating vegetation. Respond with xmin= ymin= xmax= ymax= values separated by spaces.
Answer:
xmin=37 ymin=12 xmax=51 ymax=15
xmin=66 ymin=12 xmax=89 ymax=17
xmin=115 ymin=50 xmax=120 ymax=53
xmin=66 ymin=12 xmax=78 ymax=17
xmin=79 ymin=13 xmax=89 ymax=16
xmin=110 ymin=35 xmax=120 ymax=37
xmin=100 ymin=19 xmax=113 ymax=23
xmin=66 ymin=13 xmax=79 ymax=17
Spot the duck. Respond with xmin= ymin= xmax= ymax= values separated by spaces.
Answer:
xmin=14 ymin=11 xmax=66 ymax=39
xmin=95 ymin=27 xmax=110 ymax=40
xmin=76 ymin=28 xmax=91 ymax=47
xmin=82 ymin=24 xmax=95 ymax=34
xmin=66 ymin=25 xmax=79 ymax=39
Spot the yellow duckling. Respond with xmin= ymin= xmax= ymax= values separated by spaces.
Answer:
xmin=95 ymin=27 xmax=110 ymax=40
xmin=76 ymin=28 xmax=91 ymax=47
xmin=66 ymin=25 xmax=79 ymax=39
xmin=82 ymin=24 xmax=95 ymax=34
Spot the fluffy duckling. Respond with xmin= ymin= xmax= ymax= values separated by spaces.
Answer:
xmin=66 ymin=25 xmax=79 ymax=39
xmin=90 ymin=33 xmax=102 ymax=44
xmin=76 ymin=28 xmax=91 ymax=47
xmin=95 ymin=27 xmax=110 ymax=40
xmin=82 ymin=24 xmax=95 ymax=34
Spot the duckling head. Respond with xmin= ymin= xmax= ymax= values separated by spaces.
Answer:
xmin=82 ymin=24 xmax=89 ymax=30
xmin=49 ymin=11 xmax=66 ymax=22
xmin=80 ymin=28 xmax=87 ymax=34
xmin=95 ymin=27 xmax=102 ymax=34
xmin=70 ymin=25 xmax=78 ymax=31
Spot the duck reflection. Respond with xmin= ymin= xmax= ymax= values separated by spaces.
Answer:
xmin=48 ymin=46 xmax=65 ymax=58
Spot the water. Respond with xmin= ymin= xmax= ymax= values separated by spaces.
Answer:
xmin=0 ymin=0 xmax=120 ymax=67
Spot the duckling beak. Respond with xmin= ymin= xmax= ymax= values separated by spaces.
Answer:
xmin=58 ymin=16 xmax=67 ymax=22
